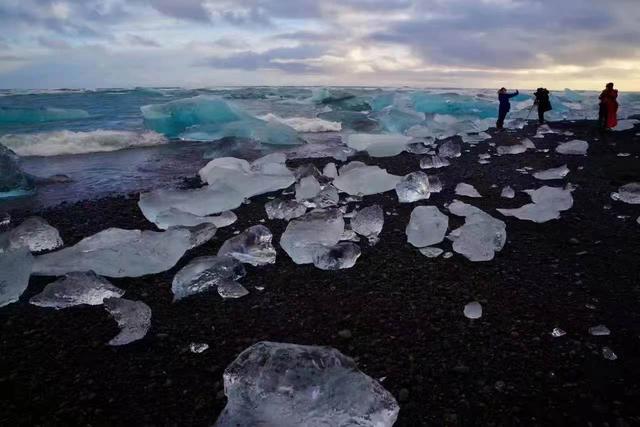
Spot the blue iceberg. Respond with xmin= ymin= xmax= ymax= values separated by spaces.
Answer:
xmin=0 ymin=144 xmax=35 ymax=199
xmin=410 ymin=92 xmax=496 ymax=118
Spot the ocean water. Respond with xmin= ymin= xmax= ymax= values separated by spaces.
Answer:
xmin=1 ymin=86 xmax=638 ymax=208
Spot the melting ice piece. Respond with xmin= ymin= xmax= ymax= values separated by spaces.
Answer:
xmin=215 ymin=341 xmax=399 ymax=427
xmin=448 ymin=202 xmax=507 ymax=262
xmin=295 ymin=175 xmax=322 ymax=201
xmin=323 ymin=162 xmax=338 ymax=179
xmin=406 ymin=206 xmax=449 ymax=248
xmin=265 ymin=198 xmax=307 ymax=220
xmin=501 ymin=186 xmax=515 ymax=199
xmin=406 ymin=140 xmax=435 ymax=154
xmin=534 ymin=124 xmax=555 ymax=138
xmin=556 ymin=140 xmax=588 ymax=155
xmin=420 ymin=155 xmax=450 ymax=170
xmin=496 ymin=138 xmax=535 ymax=155
xmin=455 ymin=183 xmax=482 ymax=198
xmin=438 ymin=140 xmax=461 ymax=158
xmin=461 ymin=132 xmax=491 ymax=144
xmin=498 ymin=186 xmax=574 ymax=223
xmin=602 ymin=347 xmax=618 ymax=360
xmin=154 ymin=208 xmax=237 ymax=230
xmin=186 ymin=223 xmax=218 ymax=249
xmin=312 ymin=242 xmax=362 ymax=270
xmin=3 ymin=217 xmax=63 ymax=252
xmin=217 ymin=225 xmax=276 ymax=266
xmin=419 ymin=247 xmax=444 ymax=258
xmin=294 ymin=163 xmax=322 ymax=181
xmin=33 ymin=228 xmax=192 ymax=278
xmin=30 ymin=271 xmax=124 ymax=309
xmin=0 ymin=247 xmax=34 ymax=307
xmin=344 ymin=133 xmax=412 ymax=157
xmin=589 ymin=324 xmax=611 ymax=336
xmin=217 ymin=279 xmax=249 ymax=299
xmin=498 ymin=203 xmax=561 ymax=223
xmin=286 ymin=141 xmax=356 ymax=162
xmin=104 ymin=298 xmax=151 ymax=346
xmin=313 ymin=185 xmax=340 ymax=208
xmin=0 ymin=143 xmax=34 ymax=198
xmin=172 ymin=256 xmax=246 ymax=301
xmin=280 ymin=209 xmax=345 ymax=264
xmin=611 ymin=183 xmax=640 ymax=204
xmin=614 ymin=119 xmax=639 ymax=131
xmin=526 ymin=186 xmax=574 ymax=210
xmin=333 ymin=163 xmax=401 ymax=196
xmin=464 ymin=302 xmax=482 ymax=319
xmin=190 ymin=343 xmax=209 ymax=353
xmin=551 ymin=328 xmax=566 ymax=338
xmin=396 ymin=172 xmax=432 ymax=203
xmin=533 ymin=164 xmax=570 ymax=180
xmin=351 ymin=205 xmax=384 ymax=243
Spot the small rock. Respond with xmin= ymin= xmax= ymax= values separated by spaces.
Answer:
xmin=338 ymin=329 xmax=352 ymax=339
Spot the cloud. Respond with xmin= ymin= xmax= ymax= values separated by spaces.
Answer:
xmin=201 ymin=45 xmax=328 ymax=73
xmin=146 ymin=0 xmax=210 ymax=22
xmin=38 ymin=37 xmax=72 ymax=49
xmin=126 ymin=34 xmax=161 ymax=47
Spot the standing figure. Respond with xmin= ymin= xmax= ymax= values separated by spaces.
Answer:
xmin=533 ymin=88 xmax=552 ymax=124
xmin=496 ymin=87 xmax=519 ymax=130
xmin=599 ymin=82 xmax=618 ymax=130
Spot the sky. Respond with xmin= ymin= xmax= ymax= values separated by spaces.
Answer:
xmin=0 ymin=0 xmax=639 ymax=90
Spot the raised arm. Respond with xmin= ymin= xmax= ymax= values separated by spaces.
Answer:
xmin=507 ymin=90 xmax=519 ymax=98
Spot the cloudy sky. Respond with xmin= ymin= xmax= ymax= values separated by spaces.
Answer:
xmin=1 ymin=0 xmax=639 ymax=90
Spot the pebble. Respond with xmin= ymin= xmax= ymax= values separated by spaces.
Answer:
xmin=338 ymin=329 xmax=352 ymax=339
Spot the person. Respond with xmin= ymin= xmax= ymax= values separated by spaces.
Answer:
xmin=533 ymin=87 xmax=552 ymax=124
xmin=599 ymin=82 xmax=618 ymax=130
xmin=496 ymin=87 xmax=519 ymax=130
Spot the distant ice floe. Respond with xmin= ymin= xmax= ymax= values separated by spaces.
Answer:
xmin=259 ymin=113 xmax=342 ymax=133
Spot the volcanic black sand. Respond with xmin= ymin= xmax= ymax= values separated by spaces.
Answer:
xmin=2 ymin=120 xmax=640 ymax=426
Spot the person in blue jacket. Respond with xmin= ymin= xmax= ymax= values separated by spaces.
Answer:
xmin=496 ymin=87 xmax=519 ymax=130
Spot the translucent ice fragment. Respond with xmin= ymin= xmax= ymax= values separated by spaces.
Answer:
xmin=30 ymin=271 xmax=124 ymax=309
xmin=533 ymin=165 xmax=570 ymax=180
xmin=0 ymin=247 xmax=34 ymax=307
xmin=104 ymin=298 xmax=151 ymax=346
xmin=3 ymin=216 xmax=63 ymax=252
xmin=501 ymin=186 xmax=515 ymax=199
xmin=280 ymin=209 xmax=345 ymax=264
xmin=265 ymin=198 xmax=307 ymax=220
xmin=351 ymin=205 xmax=384 ymax=243
xmin=611 ymin=183 xmax=640 ymax=204
xmin=333 ymin=163 xmax=401 ymax=196
xmin=455 ymin=183 xmax=482 ymax=198
xmin=589 ymin=324 xmax=610 ymax=336
xmin=406 ymin=206 xmax=449 ymax=248
xmin=556 ymin=140 xmax=588 ymax=155
xmin=312 ymin=242 xmax=362 ymax=270
xmin=217 ymin=225 xmax=276 ymax=266
xmin=464 ymin=301 xmax=482 ymax=319
xmin=395 ymin=172 xmax=432 ymax=203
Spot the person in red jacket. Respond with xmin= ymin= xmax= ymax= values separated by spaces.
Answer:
xmin=599 ymin=82 xmax=618 ymax=130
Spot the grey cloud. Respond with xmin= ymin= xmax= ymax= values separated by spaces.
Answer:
xmin=126 ymin=34 xmax=161 ymax=47
xmin=146 ymin=0 xmax=210 ymax=22
xmin=38 ymin=37 xmax=72 ymax=49
xmin=201 ymin=45 xmax=327 ymax=72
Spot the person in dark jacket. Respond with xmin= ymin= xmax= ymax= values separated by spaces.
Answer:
xmin=533 ymin=88 xmax=552 ymax=124
xmin=496 ymin=87 xmax=519 ymax=130
xmin=599 ymin=82 xmax=618 ymax=130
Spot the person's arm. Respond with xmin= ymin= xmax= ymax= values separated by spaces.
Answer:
xmin=508 ymin=90 xmax=519 ymax=98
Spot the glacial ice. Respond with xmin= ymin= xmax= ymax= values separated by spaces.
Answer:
xmin=172 ymin=256 xmax=246 ymax=301
xmin=190 ymin=343 xmax=210 ymax=353
xmin=312 ymin=242 xmax=362 ymax=270
xmin=448 ymin=203 xmax=507 ymax=261
xmin=438 ymin=140 xmax=462 ymax=158
xmin=259 ymin=113 xmax=341 ymax=133
xmin=406 ymin=140 xmax=435 ymax=154
xmin=187 ymin=223 xmax=218 ymax=249
xmin=602 ymin=347 xmax=618 ymax=360
xmin=551 ymin=328 xmax=566 ymax=338
xmin=313 ymin=185 xmax=340 ymax=208
xmin=614 ymin=119 xmax=639 ymax=131
xmin=183 ymin=118 xmax=302 ymax=146
xmin=333 ymin=163 xmax=401 ymax=196
xmin=556 ymin=140 xmax=588 ymax=155
xmin=533 ymin=165 xmax=570 ymax=180
xmin=323 ymin=162 xmax=338 ymax=179
xmin=526 ymin=186 xmax=574 ymax=210
xmin=344 ymin=133 xmax=412 ymax=157
xmin=217 ymin=279 xmax=250 ymax=299
xmin=2 ymin=216 xmax=63 ymax=252
xmin=215 ymin=341 xmax=399 ymax=427
xmin=351 ymin=205 xmax=384 ymax=243
xmin=461 ymin=132 xmax=491 ymax=144
xmin=33 ymin=228 xmax=192 ymax=278
xmin=154 ymin=208 xmax=237 ymax=230
xmin=0 ymin=143 xmax=34 ymax=199
xmin=285 ymin=141 xmax=356 ymax=161
xmin=455 ymin=183 xmax=482 ymax=198
xmin=318 ymin=111 xmax=380 ymax=132
xmin=589 ymin=324 xmax=611 ymax=336
xmin=611 ymin=183 xmax=640 ymax=204
xmin=373 ymin=107 xmax=425 ymax=134
xmin=295 ymin=176 xmax=322 ymax=201
xmin=496 ymin=138 xmax=535 ymax=155
xmin=265 ymin=198 xmax=307 ymax=220
xmin=420 ymin=155 xmax=450 ymax=170
xmin=501 ymin=186 xmax=515 ymax=199
xmin=280 ymin=209 xmax=345 ymax=264
xmin=0 ymin=247 xmax=34 ymax=307
xmin=30 ymin=271 xmax=124 ymax=309
xmin=406 ymin=206 xmax=449 ymax=248
xmin=498 ymin=186 xmax=573 ymax=223
xmin=419 ymin=247 xmax=444 ymax=258
xmin=464 ymin=302 xmax=482 ymax=319
xmin=396 ymin=172 xmax=432 ymax=203
xmin=217 ymin=225 xmax=276 ymax=266
xmin=104 ymin=298 xmax=152 ymax=346
xmin=498 ymin=203 xmax=561 ymax=223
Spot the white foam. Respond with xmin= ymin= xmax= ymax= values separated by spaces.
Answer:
xmin=0 ymin=130 xmax=167 ymax=157
xmin=259 ymin=113 xmax=342 ymax=133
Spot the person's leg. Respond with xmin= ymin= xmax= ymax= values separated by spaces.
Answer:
xmin=598 ymin=103 xmax=607 ymax=129
xmin=496 ymin=111 xmax=506 ymax=129
xmin=538 ymin=109 xmax=545 ymax=124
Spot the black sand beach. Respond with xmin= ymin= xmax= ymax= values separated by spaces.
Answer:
xmin=2 ymin=120 xmax=640 ymax=426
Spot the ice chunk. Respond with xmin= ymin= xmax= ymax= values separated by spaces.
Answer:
xmin=455 ymin=183 xmax=482 ymax=198
xmin=186 ymin=223 xmax=218 ymax=249
xmin=0 ymin=143 xmax=35 ymax=198
xmin=217 ymin=225 xmax=276 ymax=266
xmin=2 ymin=216 xmax=63 ymax=252
xmin=498 ymin=203 xmax=561 ymax=223
xmin=396 ymin=172 xmax=432 ymax=203
xmin=419 ymin=247 xmax=444 ymax=258
xmin=33 ymin=228 xmax=192 ymax=278
xmin=313 ymin=185 xmax=340 ymax=208
xmin=265 ymin=198 xmax=307 ymax=221
xmin=448 ymin=204 xmax=506 ymax=262
xmin=312 ymin=242 xmax=361 ymax=270
xmin=611 ymin=183 xmax=640 ymax=204
xmin=602 ymin=347 xmax=618 ymax=360
xmin=374 ymin=106 xmax=425 ymax=133
xmin=498 ymin=186 xmax=573 ymax=223
xmin=614 ymin=119 xmax=639 ymax=131
xmin=406 ymin=139 xmax=435 ymax=154
xmin=533 ymin=165 xmax=570 ymax=180
xmin=420 ymin=155 xmax=450 ymax=169
xmin=318 ymin=110 xmax=380 ymax=132
xmin=190 ymin=343 xmax=209 ymax=353
xmin=496 ymin=138 xmax=535 ymax=155
xmin=344 ymin=133 xmax=412 ymax=157
xmin=154 ymin=208 xmax=236 ymax=230
xmin=30 ymin=272 xmax=124 ymax=309
xmin=0 ymin=248 xmax=34 ymax=307
xmin=260 ymin=113 xmax=341 ymax=132
xmin=556 ymin=140 xmax=588 ymax=155
xmin=172 ymin=256 xmax=246 ymax=301
xmin=589 ymin=325 xmax=611 ymax=336
xmin=464 ymin=301 xmax=482 ymax=319
xmin=215 ymin=341 xmax=399 ymax=427
xmin=295 ymin=175 xmax=322 ymax=201
xmin=438 ymin=140 xmax=461 ymax=158
xmin=526 ymin=186 xmax=574 ymax=210
xmin=406 ymin=206 xmax=449 ymax=248
xmin=333 ymin=163 xmax=401 ymax=196
xmin=323 ymin=162 xmax=338 ymax=179
xmin=461 ymin=132 xmax=491 ymax=144
xmin=351 ymin=205 xmax=384 ymax=244
xmin=217 ymin=279 xmax=249 ymax=299
xmin=534 ymin=124 xmax=555 ymax=138
xmin=280 ymin=209 xmax=345 ymax=264
xmin=104 ymin=298 xmax=151 ymax=346
xmin=501 ymin=186 xmax=515 ymax=198
xmin=551 ymin=328 xmax=566 ymax=338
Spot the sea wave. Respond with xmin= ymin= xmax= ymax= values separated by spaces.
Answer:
xmin=259 ymin=113 xmax=342 ymax=132
xmin=0 ymin=130 xmax=167 ymax=157
xmin=0 ymin=106 xmax=90 ymax=124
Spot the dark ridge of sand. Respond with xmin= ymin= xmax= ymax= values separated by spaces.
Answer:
xmin=1 ymin=120 xmax=640 ymax=426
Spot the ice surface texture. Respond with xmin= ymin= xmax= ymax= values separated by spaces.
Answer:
xmin=218 ymin=225 xmax=276 ymax=266
xmin=611 ymin=183 xmax=640 ymax=204
xmin=406 ymin=206 xmax=449 ymax=248
xmin=333 ymin=162 xmax=401 ymax=196
xmin=0 ymin=248 xmax=34 ymax=307
xmin=0 ymin=143 xmax=35 ymax=198
xmin=30 ymin=271 xmax=124 ymax=309
xmin=345 ymin=133 xmax=412 ymax=157
xmin=498 ymin=186 xmax=574 ymax=223
xmin=215 ymin=341 xmax=399 ymax=427
xmin=448 ymin=201 xmax=507 ymax=261
xmin=104 ymin=298 xmax=152 ymax=346
xmin=556 ymin=140 xmax=588 ymax=155
xmin=1 ymin=217 xmax=63 ymax=252
xmin=351 ymin=205 xmax=384 ymax=243
xmin=172 ymin=256 xmax=246 ymax=301
xmin=280 ymin=209 xmax=345 ymax=264
xmin=313 ymin=242 xmax=362 ymax=270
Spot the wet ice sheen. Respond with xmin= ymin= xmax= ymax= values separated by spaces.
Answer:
xmin=396 ymin=172 xmax=433 ymax=203
xmin=154 ymin=209 xmax=236 ymax=230
xmin=312 ymin=242 xmax=362 ymax=270
xmin=611 ymin=183 xmax=640 ymax=204
xmin=420 ymin=155 xmax=450 ymax=170
xmin=351 ymin=205 xmax=384 ymax=244
xmin=406 ymin=206 xmax=449 ymax=248
xmin=265 ymin=198 xmax=307 ymax=220
xmin=344 ymin=133 xmax=412 ymax=157
xmin=217 ymin=225 xmax=276 ymax=266
xmin=104 ymin=298 xmax=152 ymax=346
xmin=455 ymin=183 xmax=482 ymax=198
xmin=556 ymin=140 xmax=588 ymax=155
xmin=1 ymin=217 xmax=63 ymax=252
xmin=30 ymin=271 xmax=124 ymax=309
xmin=464 ymin=301 xmax=482 ymax=319
xmin=533 ymin=165 xmax=570 ymax=180
xmin=172 ymin=256 xmax=246 ymax=301
xmin=0 ymin=247 xmax=34 ymax=307
xmin=448 ymin=201 xmax=507 ymax=262
xmin=280 ymin=209 xmax=345 ymax=264
xmin=498 ymin=186 xmax=574 ymax=223
xmin=333 ymin=162 xmax=401 ymax=196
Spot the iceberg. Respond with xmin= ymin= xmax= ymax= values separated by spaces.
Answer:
xmin=448 ymin=202 xmax=506 ymax=261
xmin=455 ymin=183 xmax=482 ymax=198
xmin=611 ymin=183 xmax=640 ymax=204
xmin=351 ymin=205 xmax=384 ymax=244
xmin=318 ymin=111 xmax=380 ymax=132
xmin=154 ymin=209 xmax=237 ymax=230
xmin=30 ymin=271 xmax=124 ymax=309
xmin=411 ymin=92 xmax=496 ymax=118
xmin=280 ymin=209 xmax=345 ymax=264
xmin=265 ymin=199 xmax=307 ymax=221
xmin=104 ymin=298 xmax=152 ymax=346
xmin=215 ymin=341 xmax=399 ymax=427
xmin=33 ymin=228 xmax=192 ymax=278
xmin=0 ymin=144 xmax=35 ymax=199
xmin=406 ymin=206 xmax=449 ymax=248
xmin=396 ymin=172 xmax=432 ymax=203
xmin=0 ymin=248 xmax=34 ymax=307
xmin=333 ymin=163 xmax=401 ymax=196
xmin=344 ymin=133 xmax=412 ymax=157
xmin=312 ymin=242 xmax=362 ymax=270
xmin=1 ymin=217 xmax=63 ymax=252
xmin=172 ymin=256 xmax=246 ymax=301
xmin=373 ymin=106 xmax=425 ymax=133
xmin=556 ymin=140 xmax=588 ymax=155
xmin=533 ymin=165 xmax=570 ymax=180
xmin=217 ymin=225 xmax=276 ymax=266
xmin=183 ymin=118 xmax=302 ymax=146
